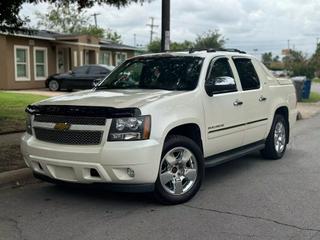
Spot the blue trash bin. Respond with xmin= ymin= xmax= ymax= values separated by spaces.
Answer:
xmin=302 ymin=79 xmax=312 ymax=99
xmin=291 ymin=76 xmax=306 ymax=102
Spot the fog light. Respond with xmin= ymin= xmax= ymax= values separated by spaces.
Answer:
xmin=127 ymin=168 xmax=135 ymax=177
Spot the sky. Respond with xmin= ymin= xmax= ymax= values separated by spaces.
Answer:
xmin=20 ymin=0 xmax=320 ymax=58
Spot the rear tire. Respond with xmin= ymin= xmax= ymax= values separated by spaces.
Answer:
xmin=154 ymin=135 xmax=204 ymax=204
xmin=48 ymin=79 xmax=60 ymax=91
xmin=261 ymin=114 xmax=288 ymax=160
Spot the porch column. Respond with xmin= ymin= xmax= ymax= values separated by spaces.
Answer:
xmin=72 ymin=49 xmax=78 ymax=67
xmin=96 ymin=51 xmax=99 ymax=64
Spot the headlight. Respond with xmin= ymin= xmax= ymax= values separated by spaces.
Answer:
xmin=108 ymin=115 xmax=151 ymax=141
xmin=26 ymin=113 xmax=32 ymax=135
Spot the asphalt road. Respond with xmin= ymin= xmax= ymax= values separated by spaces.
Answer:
xmin=1 ymin=114 xmax=320 ymax=240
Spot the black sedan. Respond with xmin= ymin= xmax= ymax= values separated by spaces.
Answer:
xmin=45 ymin=65 xmax=114 ymax=91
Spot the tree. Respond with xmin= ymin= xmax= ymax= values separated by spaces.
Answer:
xmin=147 ymin=39 xmax=194 ymax=53
xmin=273 ymin=55 xmax=280 ymax=62
xmin=147 ymin=30 xmax=225 ymax=53
xmin=148 ymin=39 xmax=161 ymax=53
xmin=261 ymin=52 xmax=273 ymax=67
xmin=310 ymin=43 xmax=320 ymax=77
xmin=171 ymin=40 xmax=193 ymax=51
xmin=35 ymin=4 xmax=89 ymax=34
xmin=105 ymin=29 xmax=122 ymax=43
xmin=0 ymin=0 xmax=148 ymax=32
xmin=78 ymin=27 xmax=122 ymax=43
xmin=283 ymin=49 xmax=314 ymax=78
xmin=78 ymin=26 xmax=105 ymax=38
xmin=194 ymin=30 xmax=225 ymax=49
xmin=35 ymin=4 xmax=122 ymax=42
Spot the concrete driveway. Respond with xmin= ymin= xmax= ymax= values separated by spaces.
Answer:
xmin=1 ymin=114 xmax=320 ymax=240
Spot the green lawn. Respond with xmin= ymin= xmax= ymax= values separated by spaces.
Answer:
xmin=313 ymin=78 xmax=320 ymax=83
xmin=302 ymin=91 xmax=320 ymax=103
xmin=0 ymin=92 xmax=47 ymax=134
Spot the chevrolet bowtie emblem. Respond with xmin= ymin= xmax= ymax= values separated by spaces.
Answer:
xmin=54 ymin=122 xmax=71 ymax=131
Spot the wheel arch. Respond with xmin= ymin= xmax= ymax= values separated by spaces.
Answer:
xmin=164 ymin=123 xmax=204 ymax=154
xmin=273 ymin=106 xmax=290 ymax=143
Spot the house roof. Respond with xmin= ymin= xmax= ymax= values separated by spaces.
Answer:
xmin=100 ymin=39 xmax=137 ymax=51
xmin=1 ymin=28 xmax=138 ymax=51
xmin=1 ymin=28 xmax=65 ymax=40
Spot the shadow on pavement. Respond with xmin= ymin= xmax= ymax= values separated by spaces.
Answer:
xmin=33 ymin=152 xmax=266 ymax=206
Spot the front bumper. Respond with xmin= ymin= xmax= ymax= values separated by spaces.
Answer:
xmin=33 ymin=172 xmax=155 ymax=192
xmin=21 ymin=133 xmax=162 ymax=187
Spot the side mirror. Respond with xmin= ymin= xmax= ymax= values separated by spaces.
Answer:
xmin=93 ymin=78 xmax=103 ymax=87
xmin=205 ymin=76 xmax=237 ymax=96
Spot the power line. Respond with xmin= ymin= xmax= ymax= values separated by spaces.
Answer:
xmin=146 ymin=17 xmax=158 ymax=44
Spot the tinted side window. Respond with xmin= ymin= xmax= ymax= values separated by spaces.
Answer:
xmin=233 ymin=58 xmax=260 ymax=91
xmin=73 ymin=66 xmax=89 ymax=74
xmin=89 ymin=66 xmax=109 ymax=75
xmin=206 ymin=58 xmax=237 ymax=95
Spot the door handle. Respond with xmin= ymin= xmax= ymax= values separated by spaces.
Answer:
xmin=233 ymin=100 xmax=243 ymax=106
xmin=259 ymin=96 xmax=267 ymax=102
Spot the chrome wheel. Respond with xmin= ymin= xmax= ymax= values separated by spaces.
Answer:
xmin=274 ymin=122 xmax=286 ymax=153
xmin=49 ymin=80 xmax=59 ymax=91
xmin=159 ymin=147 xmax=198 ymax=196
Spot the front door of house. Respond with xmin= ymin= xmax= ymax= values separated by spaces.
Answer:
xmin=57 ymin=48 xmax=65 ymax=74
xmin=57 ymin=48 xmax=70 ymax=74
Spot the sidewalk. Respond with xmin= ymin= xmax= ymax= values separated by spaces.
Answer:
xmin=297 ymin=101 xmax=320 ymax=119
xmin=297 ymin=82 xmax=320 ymax=119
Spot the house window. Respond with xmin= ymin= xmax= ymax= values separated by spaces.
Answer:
xmin=99 ymin=51 xmax=111 ymax=65
xmin=14 ymin=45 xmax=30 ymax=81
xmin=116 ymin=52 xmax=127 ymax=66
xmin=34 ymin=47 xmax=48 ymax=80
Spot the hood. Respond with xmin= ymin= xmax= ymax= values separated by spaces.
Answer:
xmin=36 ymin=89 xmax=187 ymax=108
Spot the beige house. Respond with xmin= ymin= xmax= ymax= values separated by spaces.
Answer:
xmin=0 ymin=30 xmax=137 ymax=90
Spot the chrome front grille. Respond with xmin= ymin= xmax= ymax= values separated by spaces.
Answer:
xmin=32 ymin=114 xmax=106 ymax=145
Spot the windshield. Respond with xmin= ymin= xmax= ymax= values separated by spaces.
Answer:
xmin=96 ymin=56 xmax=204 ymax=91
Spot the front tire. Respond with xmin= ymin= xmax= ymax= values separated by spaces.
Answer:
xmin=154 ymin=135 xmax=204 ymax=204
xmin=48 ymin=79 xmax=60 ymax=91
xmin=261 ymin=114 xmax=288 ymax=160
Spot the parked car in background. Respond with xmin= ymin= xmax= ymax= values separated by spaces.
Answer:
xmin=46 ymin=65 xmax=114 ymax=91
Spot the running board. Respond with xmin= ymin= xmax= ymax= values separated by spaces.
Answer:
xmin=204 ymin=141 xmax=265 ymax=168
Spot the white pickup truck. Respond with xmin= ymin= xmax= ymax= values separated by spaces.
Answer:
xmin=21 ymin=49 xmax=297 ymax=204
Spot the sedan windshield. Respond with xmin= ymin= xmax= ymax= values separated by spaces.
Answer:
xmin=96 ymin=56 xmax=204 ymax=91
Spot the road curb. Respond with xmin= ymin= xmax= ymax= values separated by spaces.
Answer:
xmin=0 ymin=168 xmax=39 ymax=189
xmin=0 ymin=130 xmax=25 ymax=136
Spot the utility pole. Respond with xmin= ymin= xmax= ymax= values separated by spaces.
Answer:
xmin=146 ymin=17 xmax=158 ymax=44
xmin=133 ymin=33 xmax=137 ymax=47
xmin=287 ymin=39 xmax=290 ymax=50
xmin=161 ymin=0 xmax=170 ymax=52
xmin=92 ymin=13 xmax=101 ymax=27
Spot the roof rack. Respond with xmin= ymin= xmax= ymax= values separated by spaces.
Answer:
xmin=188 ymin=48 xmax=246 ymax=54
